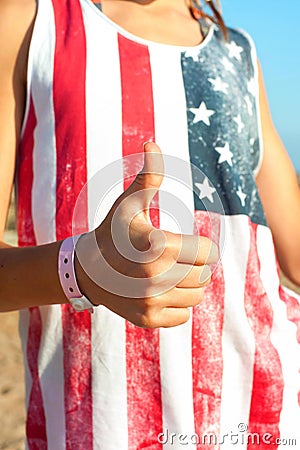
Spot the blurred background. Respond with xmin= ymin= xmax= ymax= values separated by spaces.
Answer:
xmin=1 ymin=200 xmax=24 ymax=450
xmin=0 ymin=1 xmax=299 ymax=449
xmin=223 ymin=0 xmax=300 ymax=172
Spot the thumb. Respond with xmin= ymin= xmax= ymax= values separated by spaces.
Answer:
xmin=125 ymin=141 xmax=164 ymax=207
xmin=141 ymin=141 xmax=164 ymax=190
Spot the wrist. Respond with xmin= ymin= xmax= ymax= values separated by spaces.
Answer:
xmin=58 ymin=235 xmax=96 ymax=312
xmin=74 ymin=232 xmax=102 ymax=304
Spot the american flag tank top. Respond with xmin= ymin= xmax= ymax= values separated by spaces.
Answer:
xmin=16 ymin=0 xmax=300 ymax=448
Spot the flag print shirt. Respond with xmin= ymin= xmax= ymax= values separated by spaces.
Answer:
xmin=17 ymin=0 xmax=300 ymax=448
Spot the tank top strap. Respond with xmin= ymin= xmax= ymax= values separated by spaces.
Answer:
xmin=91 ymin=0 xmax=102 ymax=11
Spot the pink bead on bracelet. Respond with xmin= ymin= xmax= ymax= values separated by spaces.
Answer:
xmin=58 ymin=235 xmax=95 ymax=313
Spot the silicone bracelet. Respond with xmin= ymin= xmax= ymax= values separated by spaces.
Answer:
xmin=58 ymin=235 xmax=95 ymax=313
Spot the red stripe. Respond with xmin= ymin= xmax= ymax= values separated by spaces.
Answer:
xmin=26 ymin=308 xmax=47 ymax=449
xmin=118 ymin=34 xmax=163 ymax=448
xmin=192 ymin=211 xmax=224 ymax=447
xmin=17 ymin=97 xmax=37 ymax=247
xmin=52 ymin=0 xmax=88 ymax=239
xmin=278 ymin=287 xmax=300 ymax=345
xmin=52 ymin=0 xmax=92 ymax=448
xmin=278 ymin=286 xmax=300 ymax=406
xmin=18 ymin=98 xmax=47 ymax=447
xmin=244 ymin=221 xmax=284 ymax=449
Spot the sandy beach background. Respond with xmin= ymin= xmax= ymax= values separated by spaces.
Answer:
xmin=1 ymin=199 xmax=24 ymax=450
xmin=1 ymin=188 xmax=300 ymax=450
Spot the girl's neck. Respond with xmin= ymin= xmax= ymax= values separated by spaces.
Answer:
xmin=100 ymin=0 xmax=204 ymax=47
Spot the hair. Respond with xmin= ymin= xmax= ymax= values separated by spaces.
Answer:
xmin=190 ymin=0 xmax=228 ymax=39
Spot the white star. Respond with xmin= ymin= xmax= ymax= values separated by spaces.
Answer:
xmin=222 ymin=57 xmax=235 ymax=74
xmin=190 ymin=101 xmax=215 ymax=126
xmin=215 ymin=142 xmax=233 ymax=166
xmin=185 ymin=47 xmax=200 ymax=62
xmin=250 ymin=138 xmax=255 ymax=146
xmin=226 ymin=41 xmax=243 ymax=61
xmin=236 ymin=186 xmax=247 ymax=207
xmin=247 ymin=78 xmax=257 ymax=96
xmin=245 ymin=95 xmax=253 ymax=115
xmin=195 ymin=177 xmax=216 ymax=203
xmin=208 ymin=77 xmax=229 ymax=94
xmin=233 ymin=115 xmax=245 ymax=133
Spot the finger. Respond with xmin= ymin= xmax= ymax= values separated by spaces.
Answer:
xmin=126 ymin=303 xmax=191 ymax=329
xmin=159 ymin=307 xmax=191 ymax=328
xmin=168 ymin=263 xmax=211 ymax=288
xmin=165 ymin=231 xmax=219 ymax=265
xmin=163 ymin=287 xmax=205 ymax=307
xmin=123 ymin=141 xmax=164 ymax=208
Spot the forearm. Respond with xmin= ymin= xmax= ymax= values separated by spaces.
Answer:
xmin=272 ymin=202 xmax=300 ymax=287
xmin=256 ymin=133 xmax=300 ymax=286
xmin=256 ymin=61 xmax=300 ymax=285
xmin=0 ymin=240 xmax=68 ymax=311
xmin=258 ymin=168 xmax=300 ymax=285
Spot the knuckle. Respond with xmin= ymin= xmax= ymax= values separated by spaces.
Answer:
xmin=199 ymin=236 xmax=212 ymax=246
xmin=149 ymin=230 xmax=166 ymax=254
xmin=199 ymin=264 xmax=212 ymax=285
xmin=135 ymin=309 xmax=159 ymax=329
xmin=143 ymin=264 xmax=158 ymax=280
xmin=142 ymin=296 xmax=156 ymax=309
xmin=144 ymin=258 xmax=174 ymax=282
xmin=130 ymin=295 xmax=162 ymax=329
xmin=149 ymin=268 xmax=177 ymax=296
xmin=200 ymin=237 xmax=219 ymax=262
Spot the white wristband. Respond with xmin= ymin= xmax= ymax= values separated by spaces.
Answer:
xmin=58 ymin=235 xmax=95 ymax=313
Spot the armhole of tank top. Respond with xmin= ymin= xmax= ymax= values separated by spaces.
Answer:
xmin=20 ymin=0 xmax=40 ymax=140
xmin=236 ymin=28 xmax=264 ymax=178
xmin=198 ymin=17 xmax=211 ymax=39
xmin=90 ymin=1 xmax=102 ymax=11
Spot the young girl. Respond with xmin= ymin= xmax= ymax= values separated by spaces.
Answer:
xmin=0 ymin=0 xmax=299 ymax=448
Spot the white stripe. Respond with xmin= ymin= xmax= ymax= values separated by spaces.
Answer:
xmin=256 ymin=226 xmax=300 ymax=448
xmin=219 ymin=215 xmax=255 ymax=449
xmin=31 ymin=0 xmax=57 ymax=244
xmin=81 ymin=6 xmax=128 ymax=448
xmin=91 ymin=309 xmax=127 ymax=450
xmin=149 ymin=45 xmax=195 ymax=237
xmin=20 ymin=0 xmax=39 ymax=138
xmin=150 ymin=46 xmax=196 ymax=449
xmin=38 ymin=306 xmax=66 ymax=450
xmin=18 ymin=308 xmax=31 ymax=450
xmin=82 ymin=1 xmax=124 ymax=231
xmin=159 ymin=322 xmax=195 ymax=450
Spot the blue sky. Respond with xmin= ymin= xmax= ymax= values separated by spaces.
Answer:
xmin=221 ymin=0 xmax=300 ymax=171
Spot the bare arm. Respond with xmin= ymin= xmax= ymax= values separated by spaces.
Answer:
xmin=0 ymin=0 xmax=68 ymax=308
xmin=0 ymin=141 xmax=216 ymax=325
xmin=256 ymin=61 xmax=300 ymax=285
xmin=0 ymin=1 xmax=216 ymax=323
xmin=0 ymin=0 xmax=35 ymax=239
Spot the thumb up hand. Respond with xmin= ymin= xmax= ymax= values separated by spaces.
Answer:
xmin=75 ymin=142 xmax=218 ymax=328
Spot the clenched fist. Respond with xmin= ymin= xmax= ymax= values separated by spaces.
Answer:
xmin=75 ymin=142 xmax=218 ymax=328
